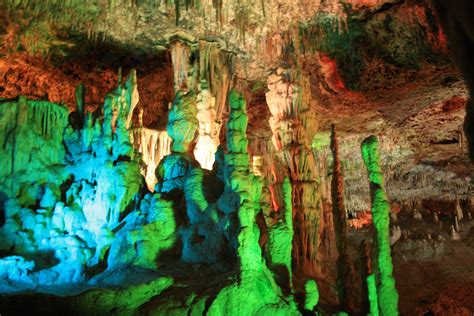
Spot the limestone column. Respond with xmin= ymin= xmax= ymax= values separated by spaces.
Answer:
xmin=265 ymin=68 xmax=320 ymax=275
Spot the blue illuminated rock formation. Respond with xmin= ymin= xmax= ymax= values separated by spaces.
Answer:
xmin=0 ymin=71 xmax=144 ymax=288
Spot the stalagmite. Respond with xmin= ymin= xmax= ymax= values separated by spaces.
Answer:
xmin=155 ymin=88 xmax=226 ymax=264
xmin=123 ymin=69 xmax=139 ymax=129
xmin=267 ymin=176 xmax=294 ymax=292
xmin=265 ymin=68 xmax=320 ymax=275
xmin=363 ymin=240 xmax=379 ymax=316
xmin=304 ymin=279 xmax=319 ymax=311
xmin=330 ymin=123 xmax=354 ymax=311
xmin=207 ymin=91 xmax=298 ymax=315
xmin=3 ymin=1 xmax=472 ymax=314
xmin=74 ymin=82 xmax=86 ymax=129
xmin=451 ymin=225 xmax=461 ymax=240
xmin=0 ymin=70 xmax=143 ymax=284
xmin=361 ymin=135 xmax=399 ymax=316
xmin=455 ymin=196 xmax=464 ymax=221
xmin=225 ymin=90 xmax=261 ymax=272
xmin=413 ymin=209 xmax=422 ymax=220
xmin=390 ymin=226 xmax=402 ymax=246
xmin=167 ymin=90 xmax=198 ymax=153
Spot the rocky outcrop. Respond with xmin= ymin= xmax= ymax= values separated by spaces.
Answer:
xmin=0 ymin=70 xmax=144 ymax=287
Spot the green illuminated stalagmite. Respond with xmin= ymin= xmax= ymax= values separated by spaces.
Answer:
xmin=226 ymin=90 xmax=261 ymax=272
xmin=304 ymin=279 xmax=319 ymax=311
xmin=361 ymin=136 xmax=399 ymax=316
xmin=267 ymin=176 xmax=294 ymax=292
xmin=367 ymin=274 xmax=380 ymax=316
xmin=74 ymin=277 xmax=174 ymax=315
xmin=207 ymin=91 xmax=298 ymax=315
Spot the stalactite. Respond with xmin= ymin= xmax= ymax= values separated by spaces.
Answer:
xmin=198 ymin=41 xmax=235 ymax=124
xmin=0 ymin=97 xmax=68 ymax=194
xmin=169 ymin=40 xmax=234 ymax=170
xmin=265 ymin=69 xmax=320 ymax=275
xmin=132 ymin=128 xmax=172 ymax=191
xmin=361 ymin=135 xmax=399 ymax=316
xmin=194 ymin=80 xmax=219 ymax=170
xmin=174 ymin=0 xmax=180 ymax=26
xmin=212 ymin=0 xmax=223 ymax=26
xmin=170 ymin=41 xmax=192 ymax=92
xmin=330 ymin=124 xmax=354 ymax=311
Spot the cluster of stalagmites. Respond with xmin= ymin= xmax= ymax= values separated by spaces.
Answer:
xmin=0 ymin=71 xmax=147 ymax=286
xmin=0 ymin=73 xmax=303 ymax=314
xmin=0 ymin=65 xmax=403 ymax=314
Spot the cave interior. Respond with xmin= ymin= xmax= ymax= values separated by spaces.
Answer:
xmin=1 ymin=0 xmax=474 ymax=315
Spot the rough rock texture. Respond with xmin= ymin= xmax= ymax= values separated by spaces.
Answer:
xmin=265 ymin=68 xmax=320 ymax=277
xmin=361 ymin=136 xmax=399 ymax=315
xmin=0 ymin=72 xmax=145 ymax=288
xmin=1 ymin=0 xmax=474 ymax=315
xmin=330 ymin=124 xmax=355 ymax=311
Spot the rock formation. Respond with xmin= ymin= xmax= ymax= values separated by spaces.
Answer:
xmin=1 ymin=0 xmax=474 ymax=314
xmin=361 ymin=135 xmax=399 ymax=316
xmin=265 ymin=68 xmax=320 ymax=276
xmin=330 ymin=124 xmax=354 ymax=311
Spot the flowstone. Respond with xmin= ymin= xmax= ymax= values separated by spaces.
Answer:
xmin=0 ymin=70 xmax=163 ymax=290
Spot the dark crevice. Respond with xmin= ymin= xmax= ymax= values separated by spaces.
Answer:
xmin=431 ymin=138 xmax=459 ymax=145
